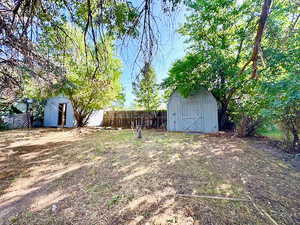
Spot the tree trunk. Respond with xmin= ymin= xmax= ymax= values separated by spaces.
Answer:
xmin=136 ymin=125 xmax=142 ymax=138
xmin=219 ymin=110 xmax=228 ymax=130
xmin=73 ymin=109 xmax=85 ymax=127
xmin=218 ymin=101 xmax=233 ymax=131
xmin=291 ymin=129 xmax=300 ymax=153
xmin=73 ymin=109 xmax=93 ymax=127
xmin=236 ymin=116 xmax=262 ymax=137
xmin=251 ymin=0 xmax=272 ymax=78
xmin=61 ymin=103 xmax=66 ymax=129
xmin=76 ymin=115 xmax=85 ymax=127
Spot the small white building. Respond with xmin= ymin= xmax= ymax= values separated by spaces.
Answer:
xmin=167 ymin=89 xmax=218 ymax=133
xmin=44 ymin=96 xmax=104 ymax=127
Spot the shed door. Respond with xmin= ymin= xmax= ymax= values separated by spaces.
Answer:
xmin=169 ymin=96 xmax=180 ymax=131
xmin=58 ymin=103 xmax=67 ymax=126
xmin=181 ymin=97 xmax=205 ymax=132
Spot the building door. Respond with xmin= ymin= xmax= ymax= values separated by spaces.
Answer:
xmin=169 ymin=96 xmax=180 ymax=131
xmin=181 ymin=97 xmax=205 ymax=132
xmin=58 ymin=103 xmax=67 ymax=126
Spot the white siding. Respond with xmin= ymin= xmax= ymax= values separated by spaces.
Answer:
xmin=167 ymin=90 xmax=218 ymax=133
xmin=44 ymin=96 xmax=76 ymax=127
xmin=44 ymin=96 xmax=104 ymax=127
xmin=87 ymin=110 xmax=104 ymax=126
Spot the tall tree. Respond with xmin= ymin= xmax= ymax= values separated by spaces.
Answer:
xmin=1 ymin=0 xmax=276 ymax=104
xmin=63 ymin=26 xmax=122 ymax=127
xmin=0 ymin=0 xmax=180 ymax=103
xmin=133 ymin=64 xmax=160 ymax=111
xmin=163 ymin=0 xmax=299 ymax=132
xmin=32 ymin=24 xmax=123 ymax=127
xmin=164 ymin=0 xmax=260 ymax=129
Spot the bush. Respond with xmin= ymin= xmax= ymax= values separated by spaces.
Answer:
xmin=262 ymin=75 xmax=300 ymax=153
xmin=278 ymin=112 xmax=300 ymax=153
xmin=0 ymin=119 xmax=8 ymax=131
xmin=236 ymin=115 xmax=262 ymax=137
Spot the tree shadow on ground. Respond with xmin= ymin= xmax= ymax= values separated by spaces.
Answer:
xmin=1 ymin=130 xmax=299 ymax=225
xmin=0 ymin=140 xmax=78 ymax=194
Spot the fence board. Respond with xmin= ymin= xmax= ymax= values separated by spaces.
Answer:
xmin=103 ymin=110 xmax=167 ymax=129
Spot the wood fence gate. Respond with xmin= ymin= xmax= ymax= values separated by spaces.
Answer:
xmin=103 ymin=110 xmax=167 ymax=129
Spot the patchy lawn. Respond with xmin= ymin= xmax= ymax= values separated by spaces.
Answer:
xmin=0 ymin=128 xmax=299 ymax=225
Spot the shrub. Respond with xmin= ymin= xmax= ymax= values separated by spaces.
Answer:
xmin=236 ymin=116 xmax=262 ymax=137
xmin=0 ymin=119 xmax=8 ymax=131
xmin=262 ymin=76 xmax=300 ymax=153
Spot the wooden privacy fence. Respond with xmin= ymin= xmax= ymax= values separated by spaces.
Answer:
xmin=103 ymin=110 xmax=167 ymax=129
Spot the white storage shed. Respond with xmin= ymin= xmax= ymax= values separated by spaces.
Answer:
xmin=167 ymin=89 xmax=218 ymax=133
xmin=44 ymin=96 xmax=104 ymax=128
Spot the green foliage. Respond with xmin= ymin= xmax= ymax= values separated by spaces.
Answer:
xmin=107 ymin=195 xmax=122 ymax=208
xmin=63 ymin=25 xmax=121 ymax=106
xmin=37 ymin=24 xmax=123 ymax=126
xmin=257 ymin=125 xmax=285 ymax=140
xmin=30 ymin=100 xmax=46 ymax=121
xmin=261 ymin=75 xmax=300 ymax=151
xmin=63 ymin=25 xmax=122 ymax=126
xmin=96 ymin=1 xmax=140 ymax=37
xmin=163 ymin=0 xmax=299 ymax=138
xmin=259 ymin=2 xmax=299 ymax=151
xmin=110 ymin=89 xmax=126 ymax=110
xmin=262 ymin=76 xmax=300 ymax=119
xmin=0 ymin=120 xmax=8 ymax=131
xmin=163 ymin=53 xmax=243 ymax=102
xmin=62 ymin=0 xmax=140 ymax=38
xmin=1 ymin=0 xmax=181 ymax=102
xmin=0 ymin=103 xmax=22 ymax=116
xmin=163 ymin=0 xmax=273 ymax=98
xmin=163 ymin=0 xmax=262 ymax=129
xmin=133 ymin=65 xmax=161 ymax=111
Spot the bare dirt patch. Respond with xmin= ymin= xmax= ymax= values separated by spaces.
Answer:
xmin=0 ymin=129 xmax=299 ymax=225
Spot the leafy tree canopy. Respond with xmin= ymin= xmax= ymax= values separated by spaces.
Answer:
xmin=26 ymin=24 xmax=123 ymax=126
xmin=163 ymin=0 xmax=299 ymax=135
xmin=0 ymin=0 xmax=180 ymax=102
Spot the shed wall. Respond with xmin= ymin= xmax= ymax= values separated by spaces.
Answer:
xmin=87 ymin=110 xmax=104 ymax=126
xmin=44 ymin=96 xmax=75 ymax=127
xmin=44 ymin=96 xmax=104 ymax=127
xmin=167 ymin=90 xmax=218 ymax=133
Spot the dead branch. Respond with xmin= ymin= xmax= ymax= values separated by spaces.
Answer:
xmin=248 ymin=195 xmax=279 ymax=225
xmin=176 ymin=194 xmax=250 ymax=201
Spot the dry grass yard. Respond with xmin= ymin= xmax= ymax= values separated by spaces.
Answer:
xmin=0 ymin=128 xmax=299 ymax=225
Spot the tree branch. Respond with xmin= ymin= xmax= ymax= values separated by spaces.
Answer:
xmin=239 ymin=0 xmax=272 ymax=79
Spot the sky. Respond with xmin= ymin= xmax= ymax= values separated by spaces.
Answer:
xmin=117 ymin=6 xmax=188 ymax=107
